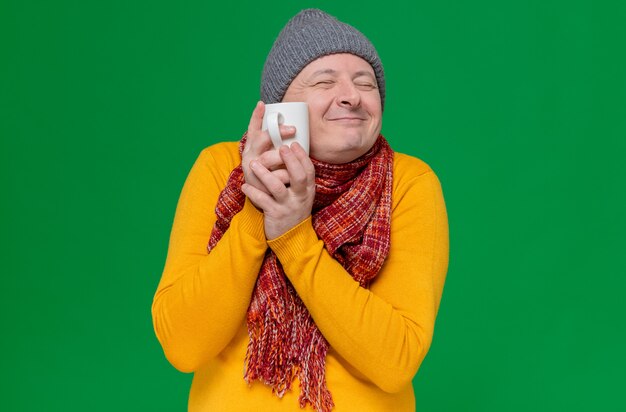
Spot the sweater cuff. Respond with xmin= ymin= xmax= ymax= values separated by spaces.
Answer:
xmin=267 ymin=216 xmax=320 ymax=263
xmin=232 ymin=197 xmax=265 ymax=240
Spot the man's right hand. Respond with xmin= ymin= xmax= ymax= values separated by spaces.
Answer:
xmin=242 ymin=101 xmax=295 ymax=197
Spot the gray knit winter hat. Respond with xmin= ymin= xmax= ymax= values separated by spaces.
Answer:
xmin=261 ymin=9 xmax=385 ymax=108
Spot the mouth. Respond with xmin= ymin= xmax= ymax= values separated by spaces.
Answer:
xmin=327 ymin=117 xmax=366 ymax=122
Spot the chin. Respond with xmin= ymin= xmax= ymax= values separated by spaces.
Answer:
xmin=310 ymin=129 xmax=376 ymax=163
xmin=312 ymin=145 xmax=368 ymax=164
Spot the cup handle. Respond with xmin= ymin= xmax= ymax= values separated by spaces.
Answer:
xmin=266 ymin=112 xmax=284 ymax=150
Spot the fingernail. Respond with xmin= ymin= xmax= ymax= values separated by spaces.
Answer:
xmin=285 ymin=126 xmax=295 ymax=132
xmin=250 ymin=161 xmax=258 ymax=169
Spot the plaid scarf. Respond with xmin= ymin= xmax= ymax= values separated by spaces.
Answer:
xmin=207 ymin=134 xmax=393 ymax=412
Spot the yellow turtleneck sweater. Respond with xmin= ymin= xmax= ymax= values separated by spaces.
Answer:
xmin=152 ymin=141 xmax=449 ymax=411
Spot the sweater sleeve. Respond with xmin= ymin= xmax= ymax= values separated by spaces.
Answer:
xmin=151 ymin=143 xmax=267 ymax=373
xmin=267 ymin=162 xmax=449 ymax=393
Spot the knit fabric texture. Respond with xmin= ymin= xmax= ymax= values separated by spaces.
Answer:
xmin=261 ymin=8 xmax=385 ymax=109
xmin=207 ymin=134 xmax=394 ymax=412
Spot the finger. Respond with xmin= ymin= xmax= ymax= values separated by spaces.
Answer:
xmin=278 ymin=124 xmax=296 ymax=139
xmin=257 ymin=149 xmax=284 ymax=171
xmin=244 ymin=168 xmax=289 ymax=192
xmin=244 ymin=104 xmax=278 ymax=162
xmin=291 ymin=142 xmax=316 ymax=181
xmin=243 ymin=174 xmax=271 ymax=195
xmin=247 ymin=101 xmax=265 ymax=135
xmin=244 ymin=102 xmax=269 ymax=156
xmin=279 ymin=145 xmax=308 ymax=192
xmin=242 ymin=183 xmax=274 ymax=211
xmin=250 ymin=160 xmax=288 ymax=201
xmin=271 ymin=169 xmax=290 ymax=185
xmin=252 ymin=125 xmax=295 ymax=155
xmin=245 ymin=133 xmax=275 ymax=160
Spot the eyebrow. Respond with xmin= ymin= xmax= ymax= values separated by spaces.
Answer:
xmin=307 ymin=69 xmax=376 ymax=79
xmin=353 ymin=70 xmax=376 ymax=79
xmin=309 ymin=69 xmax=336 ymax=78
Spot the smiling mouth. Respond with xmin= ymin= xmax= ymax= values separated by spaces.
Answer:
xmin=328 ymin=117 xmax=366 ymax=122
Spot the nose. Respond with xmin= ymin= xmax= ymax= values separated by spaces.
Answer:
xmin=335 ymin=80 xmax=361 ymax=108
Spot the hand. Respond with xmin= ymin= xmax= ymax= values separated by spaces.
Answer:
xmin=242 ymin=101 xmax=296 ymax=195
xmin=241 ymin=142 xmax=315 ymax=240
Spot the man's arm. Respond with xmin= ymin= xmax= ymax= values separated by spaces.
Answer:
xmin=152 ymin=144 xmax=266 ymax=372
xmin=268 ymin=165 xmax=449 ymax=392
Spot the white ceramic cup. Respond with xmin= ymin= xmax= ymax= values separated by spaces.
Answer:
xmin=262 ymin=102 xmax=309 ymax=154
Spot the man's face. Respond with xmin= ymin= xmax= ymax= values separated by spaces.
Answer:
xmin=282 ymin=53 xmax=382 ymax=164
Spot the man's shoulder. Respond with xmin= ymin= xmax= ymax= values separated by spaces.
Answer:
xmin=198 ymin=141 xmax=241 ymax=170
xmin=200 ymin=140 xmax=240 ymax=159
xmin=391 ymin=151 xmax=444 ymax=206
xmin=393 ymin=151 xmax=435 ymax=180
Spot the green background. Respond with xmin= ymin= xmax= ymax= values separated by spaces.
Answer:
xmin=2 ymin=0 xmax=625 ymax=410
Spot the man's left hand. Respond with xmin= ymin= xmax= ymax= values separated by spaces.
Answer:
xmin=241 ymin=142 xmax=315 ymax=240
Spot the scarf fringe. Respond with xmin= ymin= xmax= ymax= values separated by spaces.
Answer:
xmin=298 ymin=330 xmax=334 ymax=412
xmin=244 ymin=255 xmax=298 ymax=397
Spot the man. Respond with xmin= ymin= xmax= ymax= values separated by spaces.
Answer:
xmin=153 ymin=9 xmax=449 ymax=412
